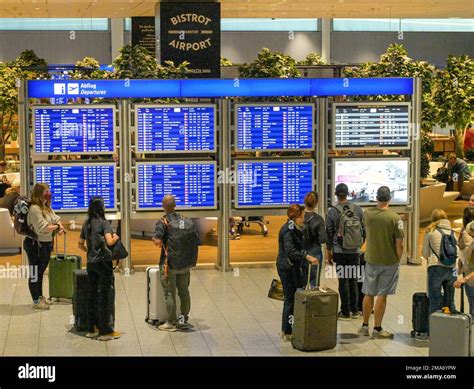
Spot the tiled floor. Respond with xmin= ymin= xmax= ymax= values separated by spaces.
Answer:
xmin=0 ymin=263 xmax=463 ymax=357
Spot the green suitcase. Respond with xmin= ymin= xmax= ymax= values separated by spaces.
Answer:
xmin=49 ymin=234 xmax=82 ymax=300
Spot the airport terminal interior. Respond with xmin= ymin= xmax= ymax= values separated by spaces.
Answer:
xmin=0 ymin=1 xmax=473 ymax=358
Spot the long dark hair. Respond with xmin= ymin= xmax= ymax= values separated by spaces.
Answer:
xmin=87 ymin=196 xmax=105 ymax=220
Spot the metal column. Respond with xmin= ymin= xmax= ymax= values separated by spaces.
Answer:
xmin=409 ymin=78 xmax=422 ymax=264
xmin=18 ymin=80 xmax=30 ymax=268
xmin=119 ymin=100 xmax=132 ymax=274
xmin=217 ymin=99 xmax=231 ymax=272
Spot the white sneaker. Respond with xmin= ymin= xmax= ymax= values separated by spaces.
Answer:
xmin=40 ymin=296 xmax=53 ymax=306
xmin=358 ymin=325 xmax=369 ymax=336
xmin=280 ymin=333 xmax=292 ymax=342
xmin=32 ymin=300 xmax=50 ymax=310
xmin=372 ymin=328 xmax=394 ymax=339
xmin=158 ymin=322 xmax=177 ymax=332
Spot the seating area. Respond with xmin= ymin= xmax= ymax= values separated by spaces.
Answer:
xmin=0 ymin=208 xmax=22 ymax=255
xmin=419 ymin=183 xmax=459 ymax=223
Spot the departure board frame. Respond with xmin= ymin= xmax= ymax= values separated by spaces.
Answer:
xmin=234 ymin=103 xmax=315 ymax=152
xmin=331 ymin=102 xmax=411 ymax=151
xmin=233 ymin=159 xmax=315 ymax=209
xmin=134 ymin=104 xmax=217 ymax=154
xmin=134 ymin=161 xmax=218 ymax=211
xmin=32 ymin=104 xmax=117 ymax=156
xmin=330 ymin=157 xmax=411 ymax=207
xmin=33 ymin=162 xmax=118 ymax=213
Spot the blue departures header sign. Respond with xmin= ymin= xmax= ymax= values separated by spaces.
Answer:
xmin=236 ymin=104 xmax=313 ymax=151
xmin=33 ymin=106 xmax=115 ymax=154
xmin=236 ymin=160 xmax=314 ymax=208
xmin=137 ymin=162 xmax=216 ymax=210
xmin=136 ymin=105 xmax=215 ymax=152
xmin=27 ymin=78 xmax=414 ymax=99
xmin=34 ymin=164 xmax=116 ymax=211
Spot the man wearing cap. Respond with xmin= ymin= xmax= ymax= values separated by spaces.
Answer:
xmin=359 ymin=186 xmax=404 ymax=339
xmin=326 ymin=183 xmax=365 ymax=321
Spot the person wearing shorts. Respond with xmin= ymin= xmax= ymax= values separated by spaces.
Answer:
xmin=359 ymin=186 xmax=404 ymax=339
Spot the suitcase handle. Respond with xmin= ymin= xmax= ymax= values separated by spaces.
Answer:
xmin=306 ymin=262 xmax=322 ymax=291
xmin=55 ymin=231 xmax=67 ymax=261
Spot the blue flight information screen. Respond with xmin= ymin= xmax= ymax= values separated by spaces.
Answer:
xmin=136 ymin=106 xmax=215 ymax=152
xmin=137 ymin=162 xmax=216 ymax=209
xmin=34 ymin=164 xmax=116 ymax=211
xmin=236 ymin=104 xmax=314 ymax=151
xmin=33 ymin=106 xmax=115 ymax=154
xmin=236 ymin=160 xmax=314 ymax=207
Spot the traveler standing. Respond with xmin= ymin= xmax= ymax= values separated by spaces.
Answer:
xmin=276 ymin=204 xmax=319 ymax=341
xmin=462 ymin=194 xmax=474 ymax=228
xmin=152 ymin=195 xmax=199 ymax=332
xmin=25 ymin=183 xmax=64 ymax=310
xmin=359 ymin=186 xmax=404 ymax=339
xmin=422 ymin=209 xmax=457 ymax=317
xmin=302 ymin=191 xmax=327 ymax=288
xmin=326 ymin=183 xmax=365 ymax=321
xmin=78 ymin=197 xmax=121 ymax=341
xmin=456 ymin=221 xmax=474 ymax=316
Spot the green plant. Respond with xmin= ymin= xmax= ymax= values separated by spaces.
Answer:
xmin=156 ymin=60 xmax=190 ymax=79
xmin=344 ymin=43 xmax=438 ymax=133
xmin=113 ymin=45 xmax=158 ymax=79
xmin=433 ymin=55 xmax=473 ymax=157
xmin=220 ymin=57 xmax=233 ymax=67
xmin=70 ymin=57 xmax=113 ymax=80
xmin=297 ymin=52 xmax=326 ymax=66
xmin=421 ymin=133 xmax=435 ymax=179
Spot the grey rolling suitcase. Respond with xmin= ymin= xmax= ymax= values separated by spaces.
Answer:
xmin=429 ymin=311 xmax=473 ymax=356
xmin=145 ymin=266 xmax=180 ymax=325
xmin=291 ymin=263 xmax=339 ymax=352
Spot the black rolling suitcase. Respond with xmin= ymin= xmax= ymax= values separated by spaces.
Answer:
xmin=72 ymin=269 xmax=115 ymax=332
xmin=411 ymin=292 xmax=429 ymax=337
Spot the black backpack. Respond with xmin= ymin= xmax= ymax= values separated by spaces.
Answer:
xmin=161 ymin=215 xmax=199 ymax=270
xmin=433 ymin=162 xmax=449 ymax=183
xmin=12 ymin=196 xmax=38 ymax=240
xmin=430 ymin=228 xmax=457 ymax=266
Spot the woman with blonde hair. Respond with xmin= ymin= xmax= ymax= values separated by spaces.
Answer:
xmin=25 ymin=183 xmax=64 ymax=310
xmin=455 ymin=221 xmax=474 ymax=316
xmin=422 ymin=208 xmax=457 ymax=318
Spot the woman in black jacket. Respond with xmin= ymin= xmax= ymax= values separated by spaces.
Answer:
xmin=276 ymin=204 xmax=319 ymax=341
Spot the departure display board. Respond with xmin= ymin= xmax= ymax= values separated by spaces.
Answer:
xmin=235 ymin=160 xmax=314 ymax=208
xmin=236 ymin=104 xmax=314 ymax=151
xmin=136 ymin=105 xmax=216 ymax=153
xmin=136 ymin=162 xmax=217 ymax=210
xmin=33 ymin=105 xmax=115 ymax=154
xmin=34 ymin=163 xmax=116 ymax=212
xmin=333 ymin=103 xmax=410 ymax=150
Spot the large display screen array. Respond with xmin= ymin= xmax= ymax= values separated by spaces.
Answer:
xmin=34 ymin=163 xmax=117 ymax=212
xmin=33 ymin=106 xmax=115 ymax=154
xmin=235 ymin=160 xmax=314 ymax=208
xmin=332 ymin=158 xmax=410 ymax=206
xmin=135 ymin=105 xmax=216 ymax=153
xmin=136 ymin=162 xmax=217 ymax=210
xmin=236 ymin=104 xmax=314 ymax=151
xmin=333 ymin=103 xmax=410 ymax=150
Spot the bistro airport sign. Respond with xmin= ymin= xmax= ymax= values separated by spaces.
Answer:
xmin=168 ymin=13 xmax=213 ymax=51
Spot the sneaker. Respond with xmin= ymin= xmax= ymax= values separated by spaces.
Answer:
xmin=85 ymin=326 xmax=99 ymax=338
xmin=337 ymin=311 xmax=351 ymax=321
xmin=176 ymin=322 xmax=192 ymax=331
xmin=415 ymin=333 xmax=429 ymax=342
xmin=280 ymin=333 xmax=292 ymax=342
xmin=31 ymin=300 xmax=50 ymax=310
xmin=351 ymin=311 xmax=362 ymax=318
xmin=40 ymin=297 xmax=53 ymax=306
xmin=358 ymin=325 xmax=369 ymax=336
xmin=98 ymin=331 xmax=121 ymax=341
xmin=158 ymin=322 xmax=177 ymax=332
xmin=372 ymin=328 xmax=394 ymax=339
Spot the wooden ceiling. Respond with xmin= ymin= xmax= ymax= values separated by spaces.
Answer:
xmin=0 ymin=0 xmax=472 ymax=19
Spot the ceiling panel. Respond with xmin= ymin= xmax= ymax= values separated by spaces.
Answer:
xmin=0 ymin=0 xmax=472 ymax=18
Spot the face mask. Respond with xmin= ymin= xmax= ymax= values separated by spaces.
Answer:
xmin=44 ymin=192 xmax=52 ymax=202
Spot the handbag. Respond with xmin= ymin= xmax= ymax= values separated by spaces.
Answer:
xmin=109 ymin=239 xmax=128 ymax=260
xmin=268 ymin=279 xmax=284 ymax=301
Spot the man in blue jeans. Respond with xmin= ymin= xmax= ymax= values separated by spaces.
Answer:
xmin=326 ymin=183 xmax=365 ymax=321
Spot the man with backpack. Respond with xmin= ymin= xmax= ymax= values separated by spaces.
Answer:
xmin=326 ymin=183 xmax=365 ymax=321
xmin=359 ymin=186 xmax=404 ymax=339
xmin=152 ymin=195 xmax=199 ymax=332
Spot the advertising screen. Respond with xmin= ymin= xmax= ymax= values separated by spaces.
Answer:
xmin=135 ymin=105 xmax=216 ymax=153
xmin=235 ymin=160 xmax=314 ymax=208
xmin=34 ymin=163 xmax=116 ymax=212
xmin=136 ymin=161 xmax=217 ymax=210
xmin=332 ymin=158 xmax=410 ymax=205
xmin=333 ymin=103 xmax=410 ymax=150
xmin=33 ymin=105 xmax=115 ymax=154
xmin=236 ymin=104 xmax=314 ymax=151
